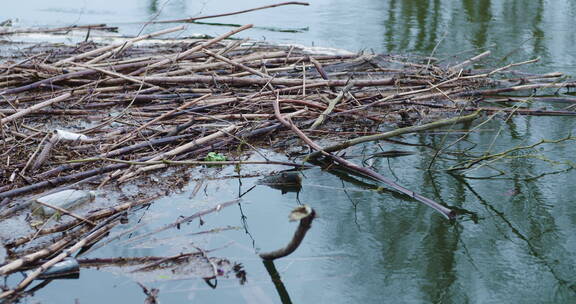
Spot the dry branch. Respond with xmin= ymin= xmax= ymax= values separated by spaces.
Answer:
xmin=0 ymin=93 xmax=70 ymax=124
xmin=129 ymin=75 xmax=396 ymax=87
xmin=307 ymin=110 xmax=482 ymax=158
xmin=273 ymin=98 xmax=455 ymax=219
xmin=129 ymin=24 xmax=254 ymax=75
xmin=54 ymin=26 xmax=186 ymax=66
xmin=151 ymin=2 xmax=309 ymax=24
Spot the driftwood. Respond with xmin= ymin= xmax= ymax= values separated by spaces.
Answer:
xmin=111 ymin=75 xmax=397 ymax=87
xmin=306 ymin=110 xmax=482 ymax=158
xmin=0 ymin=93 xmax=71 ymax=124
xmin=0 ymin=24 xmax=117 ymax=36
xmin=150 ymin=2 xmax=309 ymax=24
xmin=273 ymin=98 xmax=456 ymax=219
xmin=53 ymin=26 xmax=185 ymax=66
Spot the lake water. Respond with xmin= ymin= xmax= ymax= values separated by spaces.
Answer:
xmin=1 ymin=1 xmax=576 ymax=303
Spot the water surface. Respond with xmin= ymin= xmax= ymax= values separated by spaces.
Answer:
xmin=1 ymin=1 xmax=575 ymax=303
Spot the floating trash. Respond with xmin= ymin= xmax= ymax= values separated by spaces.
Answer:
xmin=31 ymin=189 xmax=96 ymax=216
xmin=27 ymin=258 xmax=80 ymax=280
xmin=55 ymin=129 xmax=90 ymax=142
xmin=0 ymin=243 xmax=6 ymax=265
xmin=257 ymin=171 xmax=302 ymax=194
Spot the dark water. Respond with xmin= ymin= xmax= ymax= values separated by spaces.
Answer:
xmin=2 ymin=1 xmax=576 ymax=303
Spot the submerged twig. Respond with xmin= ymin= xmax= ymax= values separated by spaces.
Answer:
xmin=0 ymin=217 xmax=120 ymax=299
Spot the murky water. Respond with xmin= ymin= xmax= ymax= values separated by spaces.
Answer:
xmin=2 ymin=1 xmax=576 ymax=303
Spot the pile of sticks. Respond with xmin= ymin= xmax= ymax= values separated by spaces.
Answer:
xmin=0 ymin=22 xmax=574 ymax=203
xmin=1 ymin=23 xmax=575 ymax=202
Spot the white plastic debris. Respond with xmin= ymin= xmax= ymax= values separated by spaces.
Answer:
xmin=31 ymin=189 xmax=96 ymax=216
xmin=0 ymin=243 xmax=6 ymax=265
xmin=55 ymin=129 xmax=89 ymax=141
xmin=26 ymin=258 xmax=80 ymax=280
xmin=280 ymin=44 xmax=355 ymax=56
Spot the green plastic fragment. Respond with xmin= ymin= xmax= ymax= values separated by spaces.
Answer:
xmin=205 ymin=152 xmax=226 ymax=162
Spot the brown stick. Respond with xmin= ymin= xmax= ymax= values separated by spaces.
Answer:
xmin=0 ymin=109 xmax=96 ymax=115
xmin=30 ymin=133 xmax=58 ymax=173
xmin=118 ymin=93 xmax=212 ymax=141
xmin=273 ymin=97 xmax=455 ymax=219
xmin=121 ymin=199 xmax=239 ymax=244
xmin=22 ymin=133 xmax=50 ymax=175
xmin=0 ymin=24 xmax=113 ymax=36
xmin=202 ymin=48 xmax=271 ymax=78
xmin=309 ymin=82 xmax=353 ymax=129
xmin=156 ymin=51 xmax=287 ymax=76
xmin=0 ymin=60 xmax=157 ymax=96
xmin=86 ymin=26 xmax=186 ymax=64
xmin=116 ymin=124 xmax=240 ymax=182
xmin=0 ymin=93 xmax=71 ymax=124
xmin=129 ymin=24 xmax=254 ymax=75
xmin=67 ymin=61 xmax=165 ymax=91
xmin=150 ymin=2 xmax=309 ymax=24
xmin=309 ymin=57 xmax=329 ymax=80
xmin=449 ymin=51 xmax=491 ymax=72
xmin=0 ymin=162 xmax=130 ymax=198
xmin=126 ymin=76 xmax=395 ymax=87
xmin=307 ymin=110 xmax=482 ymax=158
xmin=67 ymin=157 xmax=312 ymax=168
xmin=31 ymin=199 xmax=96 ymax=226
xmin=35 ymin=134 xmax=196 ymax=179
xmin=53 ymin=25 xmax=186 ymax=66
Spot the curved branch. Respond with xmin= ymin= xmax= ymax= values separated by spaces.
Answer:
xmin=259 ymin=208 xmax=316 ymax=260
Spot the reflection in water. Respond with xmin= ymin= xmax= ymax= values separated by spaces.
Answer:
xmin=463 ymin=0 xmax=492 ymax=49
xmin=263 ymin=260 xmax=293 ymax=304
xmin=460 ymin=177 xmax=576 ymax=294
xmin=148 ymin=0 xmax=158 ymax=14
xmin=307 ymin=115 xmax=576 ymax=302
xmin=325 ymin=0 xmax=574 ymax=73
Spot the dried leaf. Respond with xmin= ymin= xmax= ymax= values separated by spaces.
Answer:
xmin=289 ymin=205 xmax=312 ymax=222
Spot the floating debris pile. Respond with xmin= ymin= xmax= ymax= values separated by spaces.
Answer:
xmin=2 ymin=24 xmax=573 ymax=197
